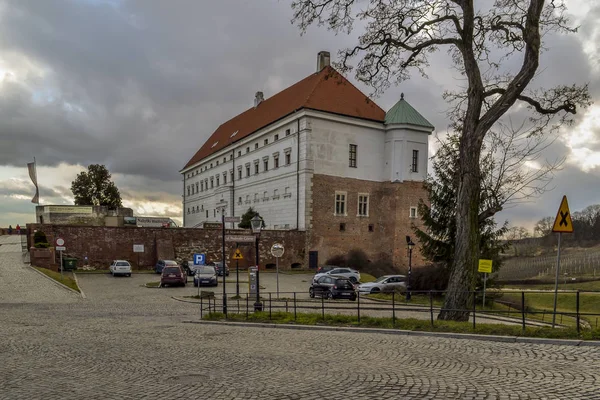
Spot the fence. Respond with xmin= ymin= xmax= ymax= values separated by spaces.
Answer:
xmin=198 ymin=289 xmax=600 ymax=333
xmin=499 ymin=251 xmax=600 ymax=280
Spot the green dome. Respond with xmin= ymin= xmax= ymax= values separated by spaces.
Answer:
xmin=385 ymin=93 xmax=434 ymax=130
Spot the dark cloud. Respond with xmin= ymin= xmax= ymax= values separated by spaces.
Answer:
xmin=0 ymin=0 xmax=598 ymax=228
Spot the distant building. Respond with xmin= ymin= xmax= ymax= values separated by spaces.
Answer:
xmin=180 ymin=52 xmax=434 ymax=267
xmin=35 ymin=205 xmax=133 ymax=226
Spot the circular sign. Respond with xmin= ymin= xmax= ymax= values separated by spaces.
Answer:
xmin=270 ymin=243 xmax=285 ymax=258
xmin=55 ymin=238 xmax=65 ymax=246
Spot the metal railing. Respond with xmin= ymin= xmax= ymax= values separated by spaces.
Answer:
xmin=198 ymin=289 xmax=600 ymax=333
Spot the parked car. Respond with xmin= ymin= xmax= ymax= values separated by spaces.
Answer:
xmin=358 ymin=275 xmax=406 ymax=294
xmin=109 ymin=260 xmax=132 ymax=277
xmin=313 ymin=267 xmax=361 ymax=283
xmin=208 ymin=261 xmax=229 ymax=276
xmin=309 ymin=275 xmax=357 ymax=300
xmin=155 ymin=259 xmax=178 ymax=274
xmin=160 ymin=265 xmax=187 ymax=287
xmin=193 ymin=266 xmax=218 ymax=287
xmin=315 ymin=265 xmax=336 ymax=274
xmin=181 ymin=260 xmax=203 ymax=278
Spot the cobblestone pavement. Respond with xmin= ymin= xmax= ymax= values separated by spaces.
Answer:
xmin=1 ymin=236 xmax=599 ymax=399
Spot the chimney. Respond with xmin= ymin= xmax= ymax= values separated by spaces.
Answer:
xmin=254 ymin=91 xmax=264 ymax=108
xmin=317 ymin=51 xmax=330 ymax=72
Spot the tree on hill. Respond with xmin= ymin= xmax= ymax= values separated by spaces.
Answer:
xmin=292 ymin=0 xmax=590 ymax=321
xmin=71 ymin=164 xmax=122 ymax=209
xmin=534 ymin=217 xmax=554 ymax=237
xmin=238 ymin=207 xmax=266 ymax=229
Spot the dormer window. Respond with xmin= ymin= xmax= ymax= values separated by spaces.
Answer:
xmin=230 ymin=130 xmax=239 ymax=138
xmin=211 ymin=141 xmax=219 ymax=148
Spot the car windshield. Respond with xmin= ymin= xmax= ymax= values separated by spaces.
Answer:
xmin=198 ymin=267 xmax=215 ymax=274
xmin=165 ymin=261 xmax=178 ymax=266
xmin=116 ymin=262 xmax=129 ymax=266
xmin=374 ymin=276 xmax=388 ymax=283
xmin=163 ymin=267 xmax=180 ymax=274
xmin=335 ymin=279 xmax=353 ymax=288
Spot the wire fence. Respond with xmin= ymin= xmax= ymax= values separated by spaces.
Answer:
xmin=198 ymin=289 xmax=600 ymax=333
xmin=499 ymin=251 xmax=600 ymax=280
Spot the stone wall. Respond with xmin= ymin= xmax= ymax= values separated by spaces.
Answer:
xmin=26 ymin=224 xmax=307 ymax=270
xmin=308 ymin=174 xmax=427 ymax=269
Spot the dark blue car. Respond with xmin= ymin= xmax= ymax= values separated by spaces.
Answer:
xmin=155 ymin=260 xmax=178 ymax=274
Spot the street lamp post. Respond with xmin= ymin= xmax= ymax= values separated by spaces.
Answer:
xmin=251 ymin=215 xmax=263 ymax=311
xmin=406 ymin=236 xmax=415 ymax=301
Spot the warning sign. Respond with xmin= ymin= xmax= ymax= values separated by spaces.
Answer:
xmin=552 ymin=195 xmax=574 ymax=233
xmin=478 ymin=259 xmax=493 ymax=273
xmin=232 ymin=249 xmax=244 ymax=260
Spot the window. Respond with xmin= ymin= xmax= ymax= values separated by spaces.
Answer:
xmin=231 ymin=130 xmax=238 ymax=138
xmin=274 ymin=134 xmax=279 ymax=141
xmin=238 ymin=151 xmax=241 ymax=157
xmin=206 ymin=210 xmax=209 ymax=218
xmin=349 ymin=144 xmax=357 ymax=168
xmin=254 ymin=163 xmax=259 ymax=174
xmin=368 ymin=224 xmax=374 ymax=232
xmin=210 ymin=178 xmax=214 ymax=188
xmin=196 ymin=206 xmax=199 ymax=212
xmin=335 ymin=191 xmax=347 ymax=216
xmin=230 ymin=171 xmax=234 ymax=182
xmin=214 ymin=209 xmax=216 ymax=217
xmin=255 ymin=143 xmax=259 ymax=149
xmin=187 ymin=207 xmax=190 ymax=214
xmin=274 ymin=155 xmax=279 ymax=168
xmin=238 ymin=197 xmax=242 ymax=203
xmin=285 ymin=153 xmax=291 ymax=165
xmin=195 ymin=182 xmax=199 ymax=193
xmin=238 ymin=169 xmax=242 ymax=180
xmin=412 ymin=150 xmax=419 ymax=173
xmin=246 ymin=195 xmax=250 ymax=203
xmin=264 ymin=159 xmax=269 ymax=171
xmin=264 ymin=139 xmax=268 ymax=145
xmin=254 ymin=193 xmax=258 ymax=202
xmin=286 ymin=129 xmax=291 ymax=136
xmin=205 ymin=179 xmax=208 ymax=189
xmin=284 ymin=187 xmax=292 ymax=198
xmin=246 ymin=165 xmax=250 ymax=177
xmin=216 ymin=161 xmax=219 ymax=166
xmin=263 ymin=191 xmax=268 ymax=200
xmin=210 ymin=163 xmax=213 ymax=168
xmin=191 ymin=185 xmax=194 ymax=195
xmin=223 ymin=173 xmax=227 ymax=185
xmin=216 ymin=175 xmax=220 ymax=187
xmin=410 ymin=207 xmax=418 ymax=218
xmin=200 ymin=181 xmax=204 ymax=192
xmin=229 ymin=154 xmax=233 ymax=160
xmin=246 ymin=147 xmax=250 ymax=153
xmin=187 ymin=186 xmax=190 ymax=196
xmin=273 ymin=189 xmax=279 ymax=199
xmin=223 ymin=157 xmax=226 ymax=163
xmin=358 ymin=194 xmax=369 ymax=216
xmin=339 ymin=223 xmax=346 ymax=231
xmin=192 ymin=207 xmax=195 ymax=214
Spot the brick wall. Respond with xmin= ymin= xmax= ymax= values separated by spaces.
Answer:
xmin=26 ymin=224 xmax=307 ymax=270
xmin=309 ymin=174 xmax=428 ymax=269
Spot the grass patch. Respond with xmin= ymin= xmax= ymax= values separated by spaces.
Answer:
xmin=359 ymin=273 xmax=377 ymax=283
xmin=202 ymin=311 xmax=600 ymax=340
xmin=145 ymin=281 xmax=160 ymax=288
xmin=34 ymin=267 xmax=80 ymax=293
xmin=76 ymin=269 xmax=156 ymax=274
xmin=504 ymin=280 xmax=600 ymax=291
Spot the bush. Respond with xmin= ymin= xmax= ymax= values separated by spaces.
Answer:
xmin=34 ymin=242 xmax=50 ymax=249
xmin=33 ymin=230 xmax=48 ymax=245
xmin=346 ymin=249 xmax=369 ymax=270
xmin=325 ymin=249 xmax=400 ymax=277
xmin=325 ymin=254 xmax=346 ymax=267
xmin=410 ymin=263 xmax=449 ymax=291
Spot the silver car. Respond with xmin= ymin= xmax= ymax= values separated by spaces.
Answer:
xmin=358 ymin=275 xmax=406 ymax=294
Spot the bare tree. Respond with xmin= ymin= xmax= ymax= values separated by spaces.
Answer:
xmin=534 ymin=216 xmax=554 ymax=237
xmin=291 ymin=0 xmax=590 ymax=320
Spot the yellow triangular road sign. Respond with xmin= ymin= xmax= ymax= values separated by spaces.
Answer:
xmin=552 ymin=195 xmax=574 ymax=233
xmin=232 ymin=249 xmax=244 ymax=260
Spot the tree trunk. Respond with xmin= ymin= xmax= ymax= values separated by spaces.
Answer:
xmin=438 ymin=134 xmax=482 ymax=321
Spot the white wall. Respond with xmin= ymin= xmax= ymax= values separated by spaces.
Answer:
xmin=384 ymin=126 xmax=430 ymax=182
xmin=308 ymin=115 xmax=387 ymax=182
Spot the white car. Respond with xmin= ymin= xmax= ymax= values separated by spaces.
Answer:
xmin=110 ymin=260 xmax=132 ymax=277
xmin=313 ymin=267 xmax=361 ymax=283
xmin=358 ymin=275 xmax=406 ymax=294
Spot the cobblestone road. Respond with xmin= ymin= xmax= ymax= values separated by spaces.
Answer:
xmin=1 ymin=236 xmax=599 ymax=399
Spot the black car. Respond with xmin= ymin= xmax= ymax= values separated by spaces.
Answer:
xmin=309 ymin=275 xmax=357 ymax=301
xmin=208 ymin=261 xmax=229 ymax=276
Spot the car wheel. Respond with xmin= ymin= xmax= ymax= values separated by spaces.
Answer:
xmin=350 ymin=296 xmax=357 ymax=301
xmin=327 ymin=291 xmax=334 ymax=300
xmin=349 ymin=276 xmax=358 ymax=283
xmin=370 ymin=287 xmax=380 ymax=294
xmin=127 ymin=273 xmax=131 ymax=277
xmin=309 ymin=288 xmax=315 ymax=298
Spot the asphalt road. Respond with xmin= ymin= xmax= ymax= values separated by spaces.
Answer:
xmin=1 ymin=235 xmax=598 ymax=399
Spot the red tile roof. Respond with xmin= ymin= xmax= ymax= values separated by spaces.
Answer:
xmin=182 ymin=66 xmax=386 ymax=170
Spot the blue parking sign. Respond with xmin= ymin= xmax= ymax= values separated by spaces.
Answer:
xmin=193 ymin=253 xmax=205 ymax=265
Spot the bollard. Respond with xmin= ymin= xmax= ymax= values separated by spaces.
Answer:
xmin=294 ymin=292 xmax=297 ymax=321
xmin=576 ymin=291 xmax=580 ymax=333
xmin=200 ymin=295 xmax=203 ymax=318
xmin=269 ymin=293 xmax=272 ymax=320
xmin=392 ymin=292 xmax=396 ymax=326
xmin=246 ymin=293 xmax=249 ymax=320
xmin=321 ymin=294 xmax=325 ymax=321
xmin=357 ymin=292 xmax=361 ymax=323
xmin=472 ymin=291 xmax=476 ymax=330
xmin=429 ymin=291 xmax=434 ymax=328
xmin=521 ymin=291 xmax=526 ymax=331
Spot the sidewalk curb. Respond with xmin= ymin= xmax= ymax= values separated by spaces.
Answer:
xmin=28 ymin=266 xmax=83 ymax=298
xmin=71 ymin=273 xmax=86 ymax=299
xmin=184 ymin=320 xmax=600 ymax=347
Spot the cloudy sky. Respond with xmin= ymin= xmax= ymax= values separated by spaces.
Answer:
xmin=0 ymin=0 xmax=599 ymax=232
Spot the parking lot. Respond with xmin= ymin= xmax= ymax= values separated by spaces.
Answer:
xmin=2 ymin=235 xmax=600 ymax=399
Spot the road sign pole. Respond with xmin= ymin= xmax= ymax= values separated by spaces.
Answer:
xmin=482 ymin=272 xmax=487 ymax=308
xmin=552 ymin=232 xmax=562 ymax=328
xmin=60 ymin=250 xmax=63 ymax=279
xmin=236 ymin=257 xmax=239 ymax=298
xmin=222 ymin=215 xmax=227 ymax=316
xmin=276 ymin=256 xmax=279 ymax=299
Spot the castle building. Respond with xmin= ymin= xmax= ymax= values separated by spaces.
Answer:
xmin=180 ymin=52 xmax=434 ymax=267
